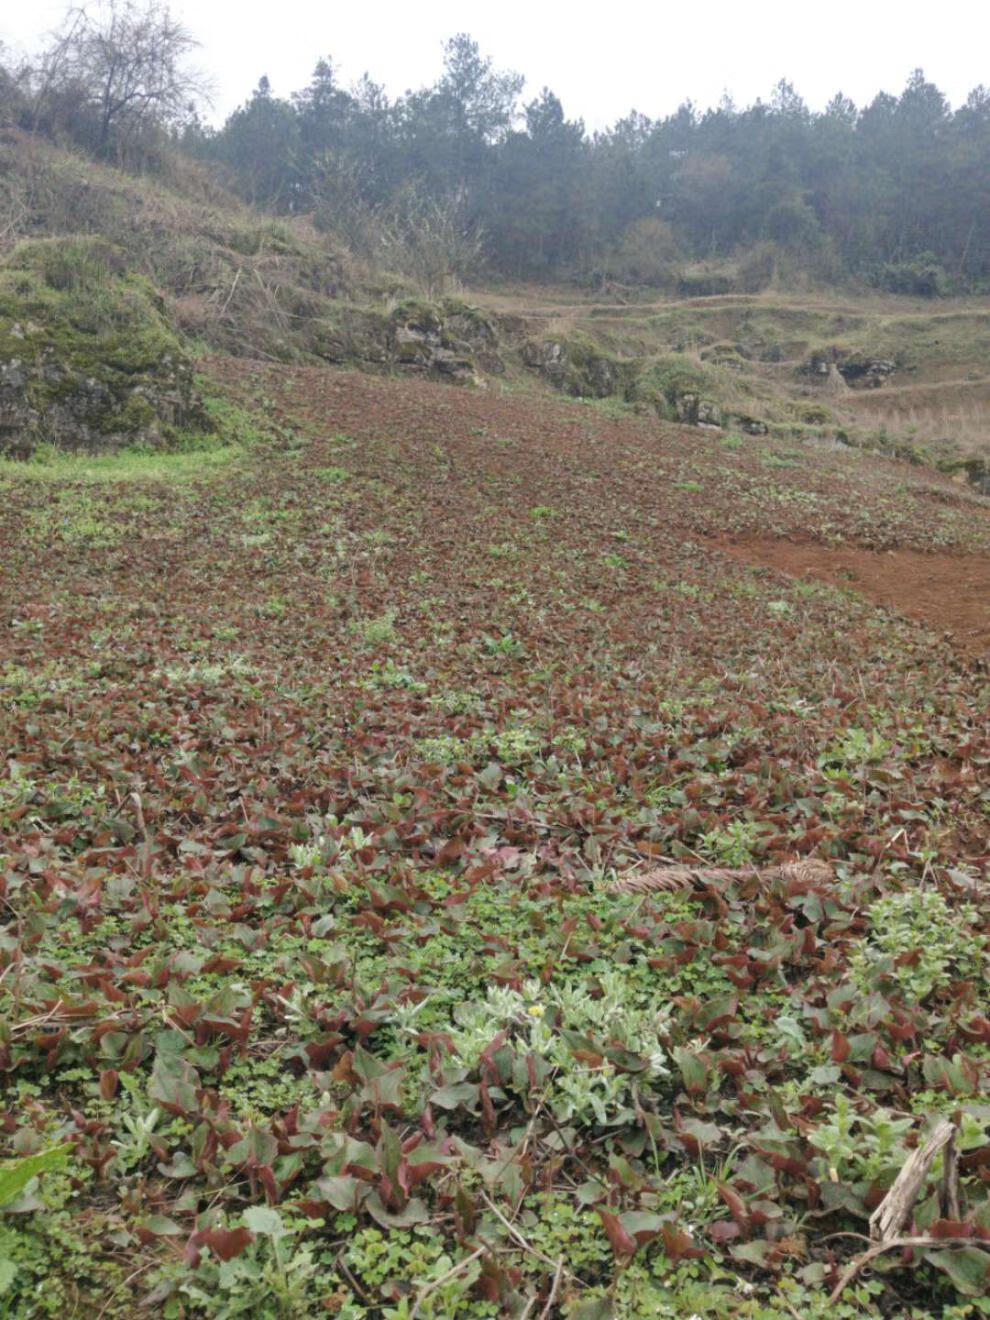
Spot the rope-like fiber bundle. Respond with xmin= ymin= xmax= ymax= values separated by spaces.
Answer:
xmin=608 ymin=858 xmax=835 ymax=895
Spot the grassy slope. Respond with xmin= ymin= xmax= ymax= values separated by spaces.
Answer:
xmin=0 ymin=128 xmax=357 ymax=363
xmin=0 ymin=360 xmax=988 ymax=1317
xmin=6 ymin=130 xmax=990 ymax=457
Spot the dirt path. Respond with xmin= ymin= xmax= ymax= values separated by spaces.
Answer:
xmin=855 ymin=376 xmax=990 ymax=398
xmin=717 ymin=538 xmax=990 ymax=659
xmin=478 ymin=289 xmax=990 ymax=323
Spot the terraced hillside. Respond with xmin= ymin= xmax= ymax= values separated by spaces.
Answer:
xmin=483 ymin=286 xmax=990 ymax=481
xmin=0 ymin=356 xmax=988 ymax=1318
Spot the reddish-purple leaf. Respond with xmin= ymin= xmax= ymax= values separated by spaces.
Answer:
xmin=597 ymin=1209 xmax=639 ymax=1258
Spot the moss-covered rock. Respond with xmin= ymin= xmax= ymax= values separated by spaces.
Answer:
xmin=800 ymin=345 xmax=896 ymax=388
xmin=520 ymin=334 xmax=632 ymax=398
xmin=731 ymin=414 xmax=769 ymax=435
xmin=441 ymin=299 xmax=503 ymax=374
xmin=390 ymin=300 xmax=472 ymax=377
xmin=308 ymin=306 xmax=394 ymax=367
xmin=628 ymin=356 xmax=723 ymax=424
xmin=0 ymin=237 xmax=209 ymax=455
xmin=309 ymin=297 xmax=496 ymax=382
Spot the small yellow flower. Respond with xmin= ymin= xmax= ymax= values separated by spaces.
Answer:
xmin=527 ymin=1004 xmax=545 ymax=1018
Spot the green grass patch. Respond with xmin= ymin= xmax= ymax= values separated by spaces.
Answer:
xmin=0 ymin=442 xmax=245 ymax=484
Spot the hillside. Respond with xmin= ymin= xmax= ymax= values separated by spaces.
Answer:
xmin=0 ymin=128 xmax=354 ymax=361
xmin=473 ymin=284 xmax=990 ymax=483
xmin=3 ymin=129 xmax=990 ymax=486
xmin=1 ymin=119 xmax=990 ymax=1318
xmin=2 ymin=337 xmax=990 ymax=1315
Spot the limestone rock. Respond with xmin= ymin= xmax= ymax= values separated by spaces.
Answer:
xmin=520 ymin=336 xmax=626 ymax=399
xmin=311 ymin=297 xmax=498 ymax=383
xmin=802 ymin=347 xmax=896 ymax=389
xmin=0 ymin=237 xmax=209 ymax=456
xmin=696 ymin=400 xmax=723 ymax=427
xmin=837 ymin=356 xmax=896 ymax=388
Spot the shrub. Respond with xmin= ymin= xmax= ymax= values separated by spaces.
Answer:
xmin=607 ymin=217 xmax=680 ymax=287
xmin=761 ymin=197 xmax=825 ymax=252
xmin=872 ymin=254 xmax=948 ymax=298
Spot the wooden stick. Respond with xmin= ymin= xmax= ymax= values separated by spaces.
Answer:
xmin=217 ymin=266 xmax=242 ymax=319
xmin=830 ymin=1234 xmax=989 ymax=1303
xmin=942 ymin=1132 xmax=961 ymax=1222
xmin=869 ymin=1120 xmax=955 ymax=1243
xmin=538 ymin=1257 xmax=564 ymax=1320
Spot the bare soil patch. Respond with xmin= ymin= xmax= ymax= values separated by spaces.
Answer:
xmin=718 ymin=537 xmax=990 ymax=658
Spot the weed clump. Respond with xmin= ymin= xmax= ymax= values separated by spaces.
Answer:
xmin=850 ymin=890 xmax=984 ymax=1002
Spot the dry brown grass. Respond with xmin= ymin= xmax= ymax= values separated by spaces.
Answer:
xmin=609 ymin=859 xmax=835 ymax=895
xmin=838 ymin=387 xmax=990 ymax=460
xmin=0 ymin=126 xmax=364 ymax=360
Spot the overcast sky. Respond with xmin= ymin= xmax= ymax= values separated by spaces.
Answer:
xmin=4 ymin=0 xmax=988 ymax=129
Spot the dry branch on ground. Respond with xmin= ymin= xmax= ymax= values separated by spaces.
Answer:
xmin=609 ymin=858 xmax=835 ymax=895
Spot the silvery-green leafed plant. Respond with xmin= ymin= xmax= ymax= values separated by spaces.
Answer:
xmin=434 ymin=975 xmax=670 ymax=1126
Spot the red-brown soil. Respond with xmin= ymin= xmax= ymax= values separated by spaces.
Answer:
xmin=208 ymin=358 xmax=990 ymax=660
xmin=717 ymin=538 xmax=990 ymax=659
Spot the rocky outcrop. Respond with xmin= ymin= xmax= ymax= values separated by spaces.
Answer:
xmin=0 ymin=237 xmax=209 ymax=456
xmin=671 ymin=394 xmax=722 ymax=427
xmin=802 ymin=347 xmax=896 ymax=389
xmin=837 ymin=356 xmax=896 ymax=388
xmin=442 ymin=301 xmax=504 ymax=375
xmin=945 ymin=457 xmax=990 ymax=497
xmin=625 ymin=358 xmax=728 ymax=429
xmin=392 ymin=303 xmax=477 ymax=380
xmin=520 ymin=335 xmax=632 ymax=398
xmin=311 ymin=299 xmax=502 ymax=383
xmin=733 ymin=414 xmax=769 ymax=435
xmin=0 ymin=344 xmax=202 ymax=457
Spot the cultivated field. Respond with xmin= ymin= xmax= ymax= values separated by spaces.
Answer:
xmin=1 ymin=361 xmax=989 ymax=1317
